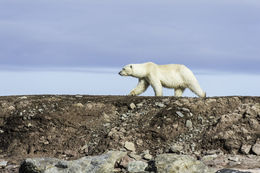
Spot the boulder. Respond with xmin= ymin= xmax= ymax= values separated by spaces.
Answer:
xmin=240 ymin=144 xmax=251 ymax=155
xmin=216 ymin=169 xmax=252 ymax=173
xmin=252 ymin=139 xmax=260 ymax=155
xmin=19 ymin=150 xmax=126 ymax=173
xmin=155 ymin=154 xmax=214 ymax=173
xmin=127 ymin=160 xmax=148 ymax=173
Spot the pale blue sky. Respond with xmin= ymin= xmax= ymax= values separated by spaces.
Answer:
xmin=0 ymin=69 xmax=259 ymax=96
xmin=0 ymin=0 xmax=259 ymax=96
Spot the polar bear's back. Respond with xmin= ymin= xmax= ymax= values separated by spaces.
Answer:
xmin=158 ymin=64 xmax=185 ymax=73
xmin=156 ymin=64 xmax=199 ymax=88
xmin=157 ymin=64 xmax=192 ymax=78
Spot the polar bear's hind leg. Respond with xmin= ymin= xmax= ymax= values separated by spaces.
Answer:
xmin=174 ymin=88 xmax=185 ymax=97
xmin=188 ymin=82 xmax=206 ymax=98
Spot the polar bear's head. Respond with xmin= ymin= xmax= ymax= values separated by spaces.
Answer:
xmin=119 ymin=63 xmax=147 ymax=78
xmin=119 ymin=64 xmax=134 ymax=76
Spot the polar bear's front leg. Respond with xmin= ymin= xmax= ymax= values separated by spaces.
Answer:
xmin=150 ymin=80 xmax=163 ymax=96
xmin=129 ymin=79 xmax=149 ymax=96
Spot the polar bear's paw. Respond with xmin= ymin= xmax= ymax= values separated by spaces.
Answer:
xmin=128 ymin=91 xmax=137 ymax=96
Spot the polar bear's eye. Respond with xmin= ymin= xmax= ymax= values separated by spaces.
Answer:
xmin=130 ymin=65 xmax=133 ymax=68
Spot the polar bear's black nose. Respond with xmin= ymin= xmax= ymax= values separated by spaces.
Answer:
xmin=118 ymin=71 xmax=122 ymax=75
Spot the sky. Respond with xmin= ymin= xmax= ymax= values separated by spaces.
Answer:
xmin=0 ymin=0 xmax=259 ymax=96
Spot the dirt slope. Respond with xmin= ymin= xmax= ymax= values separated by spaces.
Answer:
xmin=0 ymin=95 xmax=259 ymax=172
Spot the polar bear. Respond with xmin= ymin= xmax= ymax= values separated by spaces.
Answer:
xmin=119 ymin=62 xmax=206 ymax=97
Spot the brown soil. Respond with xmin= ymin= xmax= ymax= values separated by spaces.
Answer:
xmin=0 ymin=95 xmax=259 ymax=172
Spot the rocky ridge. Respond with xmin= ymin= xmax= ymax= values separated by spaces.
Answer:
xmin=0 ymin=95 xmax=259 ymax=172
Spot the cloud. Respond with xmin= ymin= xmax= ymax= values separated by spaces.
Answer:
xmin=0 ymin=0 xmax=260 ymax=73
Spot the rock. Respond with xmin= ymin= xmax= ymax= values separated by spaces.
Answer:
xmin=128 ymin=153 xmax=142 ymax=161
xmin=27 ymin=123 xmax=33 ymax=127
xmin=124 ymin=141 xmax=136 ymax=152
xmin=142 ymin=150 xmax=153 ymax=160
xmin=143 ymin=153 xmax=153 ymax=160
xmin=8 ymin=105 xmax=16 ymax=111
xmin=198 ymin=116 xmax=205 ymax=123
xmin=162 ymin=98 xmax=170 ymax=103
xmin=181 ymin=107 xmax=190 ymax=112
xmin=64 ymin=150 xmax=77 ymax=157
xmin=121 ymin=114 xmax=128 ymax=120
xmin=118 ymin=155 xmax=134 ymax=168
xmin=228 ymin=156 xmax=239 ymax=162
xmin=19 ymin=96 xmax=27 ymax=99
xmin=86 ymin=103 xmax=93 ymax=109
xmin=240 ymin=144 xmax=251 ymax=155
xmin=80 ymin=144 xmax=89 ymax=153
xmin=252 ymin=139 xmax=260 ymax=155
xmin=108 ymin=127 xmax=118 ymax=137
xmin=176 ymin=111 xmax=184 ymax=117
xmin=19 ymin=150 xmax=127 ymax=173
xmin=227 ymin=156 xmax=242 ymax=167
xmin=169 ymin=144 xmax=184 ymax=153
xmin=127 ymin=160 xmax=148 ymax=173
xmin=172 ymin=123 xmax=178 ymax=129
xmin=103 ymin=113 xmax=111 ymax=122
xmin=129 ymin=103 xmax=136 ymax=110
xmin=136 ymin=102 xmax=143 ymax=108
xmin=73 ymin=103 xmax=84 ymax=107
xmin=136 ymin=139 xmax=143 ymax=146
xmin=201 ymin=154 xmax=218 ymax=162
xmin=224 ymin=139 xmax=241 ymax=153
xmin=155 ymin=102 xmax=165 ymax=108
xmin=205 ymin=149 xmax=223 ymax=155
xmin=216 ymin=169 xmax=252 ymax=173
xmin=186 ymin=120 xmax=193 ymax=129
xmin=249 ymin=119 xmax=260 ymax=130
xmin=75 ymin=94 xmax=83 ymax=97
xmin=55 ymin=161 xmax=68 ymax=169
xmin=155 ymin=154 xmax=214 ymax=173
xmin=0 ymin=160 xmax=8 ymax=168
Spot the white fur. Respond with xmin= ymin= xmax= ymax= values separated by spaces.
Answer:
xmin=119 ymin=62 xmax=206 ymax=97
